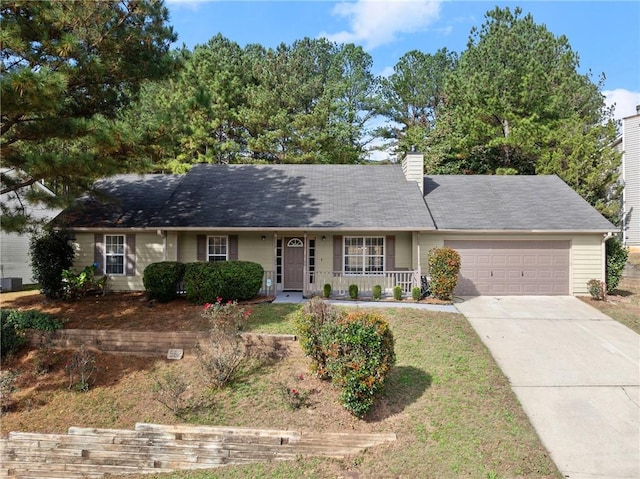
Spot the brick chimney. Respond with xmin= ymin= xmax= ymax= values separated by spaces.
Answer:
xmin=401 ymin=148 xmax=424 ymax=193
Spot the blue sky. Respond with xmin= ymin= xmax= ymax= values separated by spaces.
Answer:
xmin=166 ymin=0 xmax=640 ymax=121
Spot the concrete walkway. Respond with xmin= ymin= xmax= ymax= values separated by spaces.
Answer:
xmin=273 ymin=292 xmax=458 ymax=313
xmin=456 ymin=296 xmax=640 ymax=479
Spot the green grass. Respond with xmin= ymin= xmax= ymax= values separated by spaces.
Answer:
xmin=121 ymin=306 xmax=560 ymax=479
xmin=244 ymin=303 xmax=299 ymax=334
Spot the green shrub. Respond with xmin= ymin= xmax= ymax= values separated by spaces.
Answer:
xmin=587 ymin=279 xmax=606 ymax=300
xmin=349 ymin=284 xmax=358 ymax=300
xmin=428 ymin=247 xmax=461 ymax=300
xmin=62 ymin=265 xmax=106 ymax=300
xmin=214 ymin=261 xmax=263 ymax=301
xmin=323 ymin=283 xmax=332 ymax=298
xmin=1 ymin=310 xmax=24 ymax=359
xmin=372 ymin=285 xmax=382 ymax=301
xmin=184 ymin=261 xmax=264 ymax=304
xmin=143 ymin=261 xmax=186 ymax=302
xmin=184 ymin=262 xmax=217 ymax=304
xmin=321 ymin=311 xmax=395 ymax=417
xmin=294 ymin=297 xmax=343 ymax=378
xmin=393 ymin=285 xmax=403 ymax=300
xmin=0 ymin=309 xmax=63 ymax=359
xmin=412 ymin=286 xmax=421 ymax=302
xmin=605 ymin=237 xmax=628 ymax=293
xmin=30 ymin=229 xmax=75 ymax=299
xmin=4 ymin=310 xmax=63 ymax=331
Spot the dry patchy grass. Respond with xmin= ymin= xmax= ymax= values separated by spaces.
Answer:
xmin=581 ymin=277 xmax=640 ymax=334
xmin=0 ymin=292 xmax=560 ymax=478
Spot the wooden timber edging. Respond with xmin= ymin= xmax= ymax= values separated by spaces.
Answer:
xmin=27 ymin=329 xmax=297 ymax=357
xmin=0 ymin=423 xmax=397 ymax=478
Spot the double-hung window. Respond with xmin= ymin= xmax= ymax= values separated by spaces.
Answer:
xmin=105 ymin=235 xmax=125 ymax=275
xmin=208 ymin=236 xmax=228 ymax=262
xmin=344 ymin=236 xmax=384 ymax=274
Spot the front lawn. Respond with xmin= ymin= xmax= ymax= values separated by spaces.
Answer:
xmin=1 ymin=294 xmax=560 ymax=478
xmin=582 ymin=277 xmax=640 ymax=334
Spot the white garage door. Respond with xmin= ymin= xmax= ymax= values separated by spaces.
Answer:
xmin=445 ymin=240 xmax=570 ymax=296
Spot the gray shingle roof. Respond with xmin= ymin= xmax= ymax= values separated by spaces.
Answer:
xmin=55 ymin=165 xmax=435 ymax=230
xmin=53 ymin=174 xmax=183 ymax=228
xmin=423 ymin=175 xmax=615 ymax=231
xmin=150 ymin=164 xmax=434 ymax=230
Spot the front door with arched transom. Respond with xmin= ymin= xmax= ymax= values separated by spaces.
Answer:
xmin=284 ymin=237 xmax=304 ymax=290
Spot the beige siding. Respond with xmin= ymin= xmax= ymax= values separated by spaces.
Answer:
xmin=239 ymin=234 xmax=274 ymax=271
xmin=394 ymin=232 xmax=413 ymax=269
xmin=73 ymin=232 xmax=164 ymax=291
xmin=419 ymin=233 xmax=605 ymax=296
xmin=571 ymin=235 xmax=605 ymax=295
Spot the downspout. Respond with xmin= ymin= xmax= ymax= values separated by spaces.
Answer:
xmin=303 ymin=232 xmax=308 ymax=298
xmin=157 ymin=230 xmax=167 ymax=261
xmin=602 ymin=232 xmax=613 ymax=284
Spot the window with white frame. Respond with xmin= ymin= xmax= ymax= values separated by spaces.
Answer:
xmin=344 ymin=236 xmax=384 ymax=274
xmin=105 ymin=235 xmax=125 ymax=275
xmin=208 ymin=236 xmax=228 ymax=262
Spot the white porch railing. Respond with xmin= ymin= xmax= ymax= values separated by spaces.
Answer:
xmin=308 ymin=271 xmax=419 ymax=297
xmin=260 ymin=271 xmax=276 ymax=296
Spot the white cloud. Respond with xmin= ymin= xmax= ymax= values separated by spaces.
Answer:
xmin=379 ymin=65 xmax=395 ymax=78
xmin=320 ymin=0 xmax=442 ymax=50
xmin=604 ymin=89 xmax=640 ymax=121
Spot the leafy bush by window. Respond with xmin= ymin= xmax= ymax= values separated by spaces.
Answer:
xmin=143 ymin=261 xmax=186 ymax=302
xmin=605 ymin=237 xmax=628 ymax=293
xmin=30 ymin=229 xmax=75 ymax=299
xmin=428 ymin=247 xmax=461 ymax=301
xmin=62 ymin=264 xmax=107 ymax=299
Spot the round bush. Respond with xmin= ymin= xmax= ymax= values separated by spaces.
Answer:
xmin=321 ymin=311 xmax=396 ymax=417
xmin=372 ymin=285 xmax=382 ymax=301
xmin=349 ymin=284 xmax=358 ymax=300
xmin=143 ymin=262 xmax=186 ymax=302
xmin=393 ymin=285 xmax=403 ymax=300
xmin=214 ymin=261 xmax=264 ymax=301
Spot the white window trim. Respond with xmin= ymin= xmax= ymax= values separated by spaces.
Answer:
xmin=104 ymin=234 xmax=126 ymax=276
xmin=343 ymin=236 xmax=385 ymax=275
xmin=207 ymin=235 xmax=229 ymax=262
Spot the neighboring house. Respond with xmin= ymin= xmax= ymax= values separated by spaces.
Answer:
xmin=52 ymin=153 xmax=614 ymax=297
xmin=0 ymin=171 xmax=61 ymax=286
xmin=619 ymin=106 xmax=640 ymax=251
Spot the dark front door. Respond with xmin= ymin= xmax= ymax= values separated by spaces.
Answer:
xmin=284 ymin=237 xmax=304 ymax=290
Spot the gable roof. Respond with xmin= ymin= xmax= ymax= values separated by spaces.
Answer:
xmin=55 ymin=164 xmax=435 ymax=231
xmin=423 ymin=175 xmax=615 ymax=232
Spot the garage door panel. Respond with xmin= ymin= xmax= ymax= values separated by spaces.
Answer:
xmin=445 ymin=240 xmax=570 ymax=296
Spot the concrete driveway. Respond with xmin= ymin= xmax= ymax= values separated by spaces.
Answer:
xmin=456 ymin=296 xmax=640 ymax=479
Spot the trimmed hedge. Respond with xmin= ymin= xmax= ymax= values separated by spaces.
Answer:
xmin=184 ymin=260 xmax=264 ymax=304
xmin=143 ymin=262 xmax=186 ymax=302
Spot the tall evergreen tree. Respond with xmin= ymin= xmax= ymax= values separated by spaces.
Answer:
xmin=1 ymin=0 xmax=176 ymax=231
xmin=430 ymin=7 xmax=619 ymax=220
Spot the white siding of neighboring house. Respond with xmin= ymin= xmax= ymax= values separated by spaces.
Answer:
xmin=0 ymin=178 xmax=61 ymax=285
xmin=418 ymin=233 xmax=605 ymax=296
xmin=622 ymin=111 xmax=640 ymax=249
